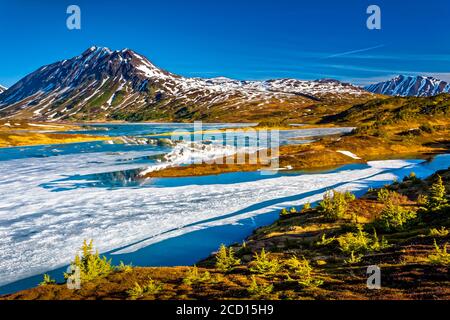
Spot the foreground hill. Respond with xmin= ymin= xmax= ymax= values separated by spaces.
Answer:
xmin=3 ymin=168 xmax=449 ymax=300
xmin=365 ymin=75 xmax=450 ymax=97
xmin=0 ymin=47 xmax=372 ymax=123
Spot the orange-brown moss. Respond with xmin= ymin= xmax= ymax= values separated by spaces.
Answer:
xmin=0 ymin=121 xmax=109 ymax=148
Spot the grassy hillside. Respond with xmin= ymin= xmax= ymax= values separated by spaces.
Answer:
xmin=319 ymin=94 xmax=450 ymax=155
xmin=145 ymin=94 xmax=450 ymax=178
xmin=89 ymin=92 xmax=376 ymax=124
xmin=322 ymin=93 xmax=450 ymax=130
xmin=0 ymin=121 xmax=109 ymax=148
xmin=3 ymin=168 xmax=449 ymax=300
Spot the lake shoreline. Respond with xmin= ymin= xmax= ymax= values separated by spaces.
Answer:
xmin=0 ymin=121 xmax=110 ymax=148
xmin=2 ymin=156 xmax=449 ymax=300
xmin=1 ymin=121 xmax=449 ymax=297
xmin=1 ymin=154 xmax=449 ymax=296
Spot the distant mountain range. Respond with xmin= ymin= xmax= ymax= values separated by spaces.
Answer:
xmin=0 ymin=85 xmax=6 ymax=94
xmin=1 ymin=47 xmax=449 ymax=122
xmin=0 ymin=46 xmax=371 ymax=122
xmin=364 ymin=75 xmax=450 ymax=97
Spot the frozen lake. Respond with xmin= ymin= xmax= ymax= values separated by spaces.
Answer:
xmin=0 ymin=123 xmax=448 ymax=294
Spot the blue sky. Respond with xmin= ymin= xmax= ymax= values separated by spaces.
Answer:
xmin=0 ymin=0 xmax=449 ymax=87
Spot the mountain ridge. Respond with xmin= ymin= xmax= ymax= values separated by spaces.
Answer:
xmin=0 ymin=46 xmax=372 ymax=122
xmin=365 ymin=75 xmax=450 ymax=97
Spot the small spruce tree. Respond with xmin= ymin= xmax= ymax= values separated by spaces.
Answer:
xmin=183 ymin=265 xmax=211 ymax=285
xmin=302 ymin=202 xmax=311 ymax=212
xmin=249 ymin=248 xmax=280 ymax=275
xmin=39 ymin=274 xmax=56 ymax=286
xmin=319 ymin=190 xmax=354 ymax=220
xmin=215 ymin=244 xmax=240 ymax=272
xmin=427 ymin=175 xmax=447 ymax=211
xmin=65 ymin=240 xmax=113 ymax=283
xmin=247 ymin=275 xmax=273 ymax=298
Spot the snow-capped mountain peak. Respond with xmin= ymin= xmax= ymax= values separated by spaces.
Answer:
xmin=0 ymin=46 xmax=372 ymax=121
xmin=365 ymin=75 xmax=450 ymax=97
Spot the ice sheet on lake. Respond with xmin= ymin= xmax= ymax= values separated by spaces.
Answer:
xmin=1 ymin=148 xmax=448 ymax=287
xmin=140 ymin=141 xmax=260 ymax=175
xmin=0 ymin=122 xmax=448 ymax=287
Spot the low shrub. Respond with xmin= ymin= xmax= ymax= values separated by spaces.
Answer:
xmin=375 ymin=203 xmax=417 ymax=232
xmin=403 ymin=172 xmax=421 ymax=184
xmin=377 ymin=188 xmax=405 ymax=205
xmin=39 ymin=274 xmax=56 ymax=286
xmin=425 ymin=175 xmax=448 ymax=211
xmin=247 ymin=275 xmax=273 ymax=298
xmin=65 ymin=240 xmax=113 ymax=283
xmin=428 ymin=240 xmax=450 ymax=266
xmin=302 ymin=202 xmax=311 ymax=212
xmin=215 ymin=244 xmax=241 ymax=272
xmin=280 ymin=208 xmax=289 ymax=217
xmin=429 ymin=227 xmax=449 ymax=238
xmin=375 ymin=186 xmax=417 ymax=232
xmin=344 ymin=251 xmax=363 ymax=265
xmin=116 ymin=261 xmax=133 ymax=273
xmin=183 ymin=266 xmax=211 ymax=285
xmin=284 ymin=256 xmax=323 ymax=287
xmin=142 ymin=278 xmax=164 ymax=295
xmin=377 ymin=188 xmax=391 ymax=203
xmin=127 ymin=278 xmax=163 ymax=299
xmin=249 ymin=248 xmax=280 ymax=275
xmin=316 ymin=233 xmax=336 ymax=246
xmin=280 ymin=207 xmax=299 ymax=217
xmin=337 ymin=226 xmax=389 ymax=254
xmin=337 ymin=226 xmax=372 ymax=254
xmin=319 ymin=190 xmax=355 ymax=221
xmin=370 ymin=229 xmax=390 ymax=251
xmin=127 ymin=282 xmax=144 ymax=299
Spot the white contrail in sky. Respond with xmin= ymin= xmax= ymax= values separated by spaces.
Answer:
xmin=320 ymin=44 xmax=385 ymax=60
